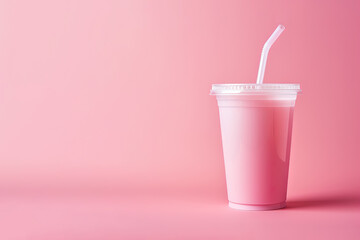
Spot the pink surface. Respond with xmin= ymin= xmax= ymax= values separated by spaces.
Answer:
xmin=0 ymin=191 xmax=359 ymax=239
xmin=0 ymin=0 xmax=360 ymax=239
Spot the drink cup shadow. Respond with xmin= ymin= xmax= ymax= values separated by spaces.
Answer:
xmin=286 ymin=194 xmax=360 ymax=210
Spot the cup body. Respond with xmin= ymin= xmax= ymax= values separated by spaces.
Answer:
xmin=211 ymin=84 xmax=300 ymax=210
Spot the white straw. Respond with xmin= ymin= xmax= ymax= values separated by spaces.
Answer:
xmin=256 ymin=25 xmax=285 ymax=84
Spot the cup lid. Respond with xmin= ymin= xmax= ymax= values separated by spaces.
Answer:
xmin=210 ymin=84 xmax=301 ymax=95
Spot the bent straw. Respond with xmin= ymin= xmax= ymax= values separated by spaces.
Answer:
xmin=256 ymin=25 xmax=285 ymax=84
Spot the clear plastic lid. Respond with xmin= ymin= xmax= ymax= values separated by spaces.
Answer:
xmin=210 ymin=84 xmax=301 ymax=95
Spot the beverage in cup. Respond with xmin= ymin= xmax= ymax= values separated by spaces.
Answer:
xmin=211 ymin=84 xmax=300 ymax=210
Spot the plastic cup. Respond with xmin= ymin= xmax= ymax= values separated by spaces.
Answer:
xmin=210 ymin=84 xmax=301 ymax=210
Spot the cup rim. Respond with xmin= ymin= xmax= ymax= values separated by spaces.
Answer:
xmin=210 ymin=83 xmax=301 ymax=95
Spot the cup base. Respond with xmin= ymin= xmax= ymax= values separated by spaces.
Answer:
xmin=229 ymin=201 xmax=286 ymax=211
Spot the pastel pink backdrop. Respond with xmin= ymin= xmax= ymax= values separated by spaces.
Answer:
xmin=0 ymin=0 xmax=359 ymax=239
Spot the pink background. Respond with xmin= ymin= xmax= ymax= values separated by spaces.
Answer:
xmin=0 ymin=0 xmax=359 ymax=239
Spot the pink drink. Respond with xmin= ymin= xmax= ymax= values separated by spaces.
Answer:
xmin=211 ymin=84 xmax=300 ymax=210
